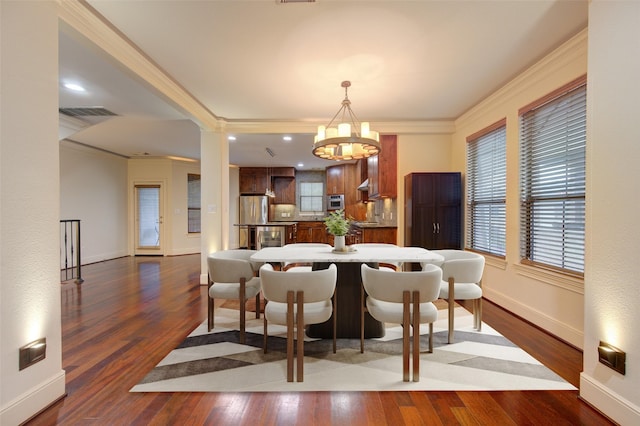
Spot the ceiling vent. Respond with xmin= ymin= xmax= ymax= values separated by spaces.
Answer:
xmin=59 ymin=107 xmax=118 ymax=118
xmin=276 ymin=0 xmax=315 ymax=3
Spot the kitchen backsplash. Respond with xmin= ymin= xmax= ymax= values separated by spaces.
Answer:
xmin=273 ymin=197 xmax=397 ymax=225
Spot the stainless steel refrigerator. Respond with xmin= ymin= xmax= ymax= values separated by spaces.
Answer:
xmin=238 ymin=195 xmax=268 ymax=249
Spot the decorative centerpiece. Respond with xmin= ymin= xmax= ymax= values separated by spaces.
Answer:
xmin=323 ymin=209 xmax=351 ymax=252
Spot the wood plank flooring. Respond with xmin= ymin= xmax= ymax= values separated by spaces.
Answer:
xmin=26 ymin=254 xmax=613 ymax=425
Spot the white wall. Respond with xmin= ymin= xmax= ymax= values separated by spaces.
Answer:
xmin=0 ymin=2 xmax=66 ymax=424
xmin=128 ymin=158 xmax=201 ymax=257
xmin=170 ymin=160 xmax=201 ymax=256
xmin=580 ymin=2 xmax=640 ymax=424
xmin=449 ymin=30 xmax=588 ymax=349
xmin=396 ymin=133 xmax=453 ymax=246
xmin=60 ymin=141 xmax=128 ymax=264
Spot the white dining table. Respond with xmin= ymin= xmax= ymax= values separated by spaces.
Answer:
xmin=250 ymin=245 xmax=444 ymax=339
xmin=250 ymin=245 xmax=444 ymax=265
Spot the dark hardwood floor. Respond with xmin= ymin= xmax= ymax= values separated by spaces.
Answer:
xmin=27 ymin=254 xmax=613 ymax=425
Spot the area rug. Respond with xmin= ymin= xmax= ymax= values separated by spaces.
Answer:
xmin=130 ymin=305 xmax=576 ymax=392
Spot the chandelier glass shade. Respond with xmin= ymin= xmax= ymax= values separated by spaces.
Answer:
xmin=312 ymin=81 xmax=381 ymax=161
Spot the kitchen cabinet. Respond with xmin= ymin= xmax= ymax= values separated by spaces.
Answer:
xmin=270 ymin=167 xmax=295 ymax=177
xmin=239 ymin=167 xmax=269 ymax=194
xmin=350 ymin=225 xmax=397 ymax=245
xmin=404 ymin=172 xmax=462 ymax=249
xmin=296 ymin=221 xmax=328 ymax=243
xmin=285 ymin=223 xmax=297 ymax=244
xmin=273 ymin=176 xmax=295 ymax=204
xmin=356 ymin=159 xmax=368 ymax=203
xmin=326 ymin=165 xmax=345 ymax=195
xmin=367 ymin=135 xmax=397 ymax=199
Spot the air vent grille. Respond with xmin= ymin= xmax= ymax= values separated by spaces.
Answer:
xmin=59 ymin=107 xmax=118 ymax=117
xmin=277 ymin=0 xmax=315 ymax=3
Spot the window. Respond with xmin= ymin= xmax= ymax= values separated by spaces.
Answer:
xmin=187 ymin=174 xmax=201 ymax=233
xmin=466 ymin=119 xmax=507 ymax=257
xmin=299 ymin=182 xmax=324 ymax=212
xmin=519 ymin=76 xmax=586 ymax=275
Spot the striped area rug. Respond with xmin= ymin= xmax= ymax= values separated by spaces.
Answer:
xmin=131 ymin=305 xmax=575 ymax=392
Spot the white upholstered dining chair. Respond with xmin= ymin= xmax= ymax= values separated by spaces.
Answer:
xmin=281 ymin=243 xmax=331 ymax=272
xmin=207 ymin=250 xmax=261 ymax=344
xmin=351 ymin=243 xmax=402 ymax=271
xmin=259 ymin=263 xmax=337 ymax=382
xmin=428 ymin=250 xmax=485 ymax=344
xmin=361 ymin=263 xmax=442 ymax=382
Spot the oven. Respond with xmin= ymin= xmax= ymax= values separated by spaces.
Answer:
xmin=256 ymin=226 xmax=286 ymax=250
xmin=327 ymin=194 xmax=344 ymax=210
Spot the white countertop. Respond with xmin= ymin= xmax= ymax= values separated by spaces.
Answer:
xmin=233 ymin=222 xmax=298 ymax=226
xmin=250 ymin=245 xmax=443 ymax=264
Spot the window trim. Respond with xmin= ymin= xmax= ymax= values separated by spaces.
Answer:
xmin=519 ymin=75 xmax=587 ymax=277
xmin=466 ymin=118 xmax=507 ymax=258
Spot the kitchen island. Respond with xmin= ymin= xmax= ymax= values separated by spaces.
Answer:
xmin=234 ymin=222 xmax=297 ymax=249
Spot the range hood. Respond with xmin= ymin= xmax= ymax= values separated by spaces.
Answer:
xmin=357 ymin=179 xmax=369 ymax=191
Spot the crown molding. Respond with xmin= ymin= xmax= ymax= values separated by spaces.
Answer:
xmin=223 ymin=119 xmax=455 ymax=135
xmin=58 ymin=0 xmax=222 ymax=131
xmin=457 ymin=28 xmax=588 ymax=129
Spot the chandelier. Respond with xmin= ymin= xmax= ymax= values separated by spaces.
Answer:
xmin=312 ymin=81 xmax=381 ymax=161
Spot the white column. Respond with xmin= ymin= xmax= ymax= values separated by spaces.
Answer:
xmin=0 ymin=1 xmax=66 ymax=424
xmin=580 ymin=1 xmax=640 ymax=424
xmin=200 ymin=129 xmax=229 ymax=283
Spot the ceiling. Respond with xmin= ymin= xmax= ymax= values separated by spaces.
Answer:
xmin=58 ymin=0 xmax=588 ymax=170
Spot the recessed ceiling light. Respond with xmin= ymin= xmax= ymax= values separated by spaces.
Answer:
xmin=228 ymin=136 xmax=236 ymax=141
xmin=63 ymin=83 xmax=86 ymax=92
xmin=283 ymin=136 xmax=292 ymax=142
xmin=297 ymin=163 xmax=304 ymax=168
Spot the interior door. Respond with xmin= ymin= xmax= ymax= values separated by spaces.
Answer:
xmin=135 ymin=184 xmax=164 ymax=255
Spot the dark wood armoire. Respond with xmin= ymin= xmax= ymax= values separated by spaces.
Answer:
xmin=404 ymin=172 xmax=462 ymax=249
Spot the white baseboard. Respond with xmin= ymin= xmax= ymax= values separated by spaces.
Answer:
xmin=580 ymin=373 xmax=640 ymax=425
xmin=483 ymin=287 xmax=584 ymax=349
xmin=0 ymin=370 xmax=65 ymax=426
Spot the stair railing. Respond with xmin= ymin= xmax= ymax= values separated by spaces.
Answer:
xmin=60 ymin=219 xmax=83 ymax=284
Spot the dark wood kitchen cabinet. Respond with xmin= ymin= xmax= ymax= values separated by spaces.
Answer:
xmin=273 ymin=176 xmax=295 ymax=204
xmin=350 ymin=225 xmax=397 ymax=245
xmin=367 ymin=135 xmax=397 ymax=199
xmin=239 ymin=167 xmax=268 ymax=194
xmin=326 ymin=165 xmax=345 ymax=195
xmin=285 ymin=223 xmax=297 ymax=244
xmin=296 ymin=221 xmax=328 ymax=243
xmin=404 ymin=172 xmax=462 ymax=249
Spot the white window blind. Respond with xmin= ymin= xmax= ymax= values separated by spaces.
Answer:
xmin=466 ymin=119 xmax=506 ymax=256
xmin=519 ymin=77 xmax=586 ymax=275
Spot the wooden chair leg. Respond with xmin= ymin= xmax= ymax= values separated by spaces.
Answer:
xmin=207 ymin=275 xmax=214 ymax=332
xmin=286 ymin=291 xmax=294 ymax=382
xmin=412 ymin=291 xmax=420 ymax=382
xmin=448 ymin=277 xmax=455 ymax=344
xmin=428 ymin=322 xmax=433 ymax=353
xmin=263 ymin=303 xmax=268 ymax=354
xmin=208 ymin=296 xmax=214 ymax=332
xmin=476 ymin=279 xmax=483 ymax=331
xmin=332 ymin=292 xmax=337 ymax=354
xmin=476 ymin=297 xmax=483 ymax=331
xmin=402 ymin=291 xmax=410 ymax=382
xmin=255 ymin=292 xmax=260 ymax=319
xmin=360 ymin=284 xmax=365 ymax=353
xmin=296 ymin=291 xmax=304 ymax=382
xmin=239 ymin=277 xmax=246 ymax=344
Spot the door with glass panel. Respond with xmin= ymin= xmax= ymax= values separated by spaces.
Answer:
xmin=134 ymin=184 xmax=164 ymax=255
